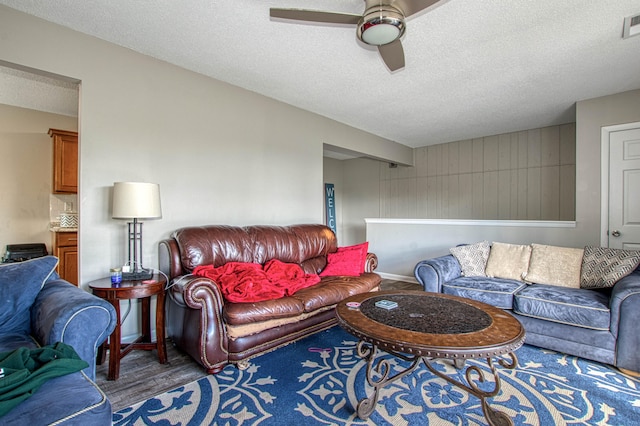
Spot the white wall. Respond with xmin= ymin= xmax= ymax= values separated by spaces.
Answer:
xmin=342 ymin=157 xmax=381 ymax=245
xmin=0 ymin=6 xmax=411 ymax=338
xmin=0 ymin=6 xmax=409 ymax=279
xmin=324 ymin=156 xmax=384 ymax=247
xmin=0 ymin=104 xmax=77 ymax=255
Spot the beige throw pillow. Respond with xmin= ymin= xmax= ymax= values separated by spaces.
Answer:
xmin=525 ymin=244 xmax=584 ymax=288
xmin=485 ymin=242 xmax=532 ymax=281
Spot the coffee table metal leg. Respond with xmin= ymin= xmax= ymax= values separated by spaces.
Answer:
xmin=421 ymin=352 xmax=519 ymax=426
xmin=355 ymin=341 xmax=422 ymax=420
xmin=354 ymin=341 xmax=518 ymax=426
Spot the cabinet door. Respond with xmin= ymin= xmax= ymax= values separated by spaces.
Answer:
xmin=53 ymin=232 xmax=78 ymax=286
xmin=49 ymin=129 xmax=78 ymax=193
xmin=58 ymin=246 xmax=78 ymax=286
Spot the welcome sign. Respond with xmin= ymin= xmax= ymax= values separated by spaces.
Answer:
xmin=325 ymin=183 xmax=336 ymax=235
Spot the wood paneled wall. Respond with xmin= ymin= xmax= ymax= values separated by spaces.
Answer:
xmin=380 ymin=123 xmax=576 ymax=220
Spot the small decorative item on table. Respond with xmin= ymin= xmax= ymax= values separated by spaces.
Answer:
xmin=374 ymin=299 xmax=398 ymax=310
xmin=110 ymin=268 xmax=122 ymax=285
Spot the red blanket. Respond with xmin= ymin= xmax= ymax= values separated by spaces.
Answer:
xmin=193 ymin=259 xmax=321 ymax=303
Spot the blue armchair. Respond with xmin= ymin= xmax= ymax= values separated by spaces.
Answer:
xmin=0 ymin=256 xmax=117 ymax=424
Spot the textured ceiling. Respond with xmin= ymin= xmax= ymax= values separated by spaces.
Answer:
xmin=0 ymin=64 xmax=79 ymax=117
xmin=1 ymin=0 xmax=639 ymax=148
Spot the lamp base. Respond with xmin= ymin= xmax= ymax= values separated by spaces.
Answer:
xmin=122 ymin=269 xmax=153 ymax=281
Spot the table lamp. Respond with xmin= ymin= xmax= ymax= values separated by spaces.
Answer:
xmin=112 ymin=182 xmax=162 ymax=280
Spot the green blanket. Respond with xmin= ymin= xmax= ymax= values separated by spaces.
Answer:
xmin=0 ymin=342 xmax=89 ymax=417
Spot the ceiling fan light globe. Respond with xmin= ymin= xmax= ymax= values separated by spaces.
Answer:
xmin=361 ymin=23 xmax=400 ymax=45
xmin=357 ymin=6 xmax=405 ymax=46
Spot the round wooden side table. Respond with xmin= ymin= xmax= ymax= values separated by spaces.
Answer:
xmin=89 ymin=274 xmax=168 ymax=380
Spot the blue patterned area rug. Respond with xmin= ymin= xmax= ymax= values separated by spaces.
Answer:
xmin=113 ymin=327 xmax=639 ymax=425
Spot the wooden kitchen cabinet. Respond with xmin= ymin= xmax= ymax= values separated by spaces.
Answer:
xmin=52 ymin=232 xmax=78 ymax=285
xmin=49 ymin=128 xmax=78 ymax=194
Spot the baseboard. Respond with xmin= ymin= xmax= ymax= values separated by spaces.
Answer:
xmin=377 ymin=272 xmax=418 ymax=284
xmin=121 ymin=331 xmax=158 ymax=344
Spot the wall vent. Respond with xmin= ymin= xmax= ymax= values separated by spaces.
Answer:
xmin=622 ymin=14 xmax=640 ymax=39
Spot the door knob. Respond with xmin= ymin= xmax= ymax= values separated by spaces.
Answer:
xmin=611 ymin=230 xmax=621 ymax=237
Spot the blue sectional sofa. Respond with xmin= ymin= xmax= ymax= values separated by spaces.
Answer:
xmin=414 ymin=246 xmax=640 ymax=376
xmin=0 ymin=257 xmax=117 ymax=424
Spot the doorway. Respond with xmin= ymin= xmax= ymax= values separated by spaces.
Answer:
xmin=0 ymin=63 xmax=79 ymax=264
xmin=601 ymin=122 xmax=640 ymax=249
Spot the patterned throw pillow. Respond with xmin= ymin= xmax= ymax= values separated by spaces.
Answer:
xmin=525 ymin=244 xmax=584 ymax=288
xmin=449 ymin=241 xmax=490 ymax=277
xmin=580 ymin=246 xmax=640 ymax=289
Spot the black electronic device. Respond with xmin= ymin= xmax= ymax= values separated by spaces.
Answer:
xmin=2 ymin=243 xmax=48 ymax=263
xmin=122 ymin=269 xmax=154 ymax=281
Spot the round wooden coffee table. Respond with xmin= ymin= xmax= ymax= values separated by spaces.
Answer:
xmin=336 ymin=290 xmax=525 ymax=426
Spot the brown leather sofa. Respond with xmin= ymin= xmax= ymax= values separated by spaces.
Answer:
xmin=159 ymin=224 xmax=381 ymax=374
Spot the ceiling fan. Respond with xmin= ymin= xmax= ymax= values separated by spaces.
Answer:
xmin=270 ymin=0 xmax=444 ymax=72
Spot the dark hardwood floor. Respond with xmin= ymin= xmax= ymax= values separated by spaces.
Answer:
xmin=96 ymin=279 xmax=421 ymax=411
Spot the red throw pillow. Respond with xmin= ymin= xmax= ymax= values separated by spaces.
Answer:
xmin=320 ymin=242 xmax=369 ymax=277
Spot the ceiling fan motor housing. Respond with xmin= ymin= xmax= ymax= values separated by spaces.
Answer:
xmin=357 ymin=5 xmax=406 ymax=46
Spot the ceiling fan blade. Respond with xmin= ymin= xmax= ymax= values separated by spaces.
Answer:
xmin=392 ymin=0 xmax=442 ymax=18
xmin=270 ymin=8 xmax=361 ymax=25
xmin=378 ymin=40 xmax=405 ymax=71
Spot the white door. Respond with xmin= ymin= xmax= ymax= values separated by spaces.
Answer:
xmin=609 ymin=127 xmax=640 ymax=250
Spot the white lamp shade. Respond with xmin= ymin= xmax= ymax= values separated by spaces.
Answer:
xmin=112 ymin=182 xmax=162 ymax=219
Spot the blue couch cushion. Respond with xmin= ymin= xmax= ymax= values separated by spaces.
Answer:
xmin=442 ymin=277 xmax=526 ymax=309
xmin=0 ymin=371 xmax=111 ymax=425
xmin=0 ymin=256 xmax=58 ymax=335
xmin=0 ymin=334 xmax=38 ymax=354
xmin=514 ymin=284 xmax=610 ymax=330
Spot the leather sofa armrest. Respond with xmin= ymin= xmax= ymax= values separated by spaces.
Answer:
xmin=169 ymin=274 xmax=225 ymax=310
xmin=168 ymin=274 xmax=228 ymax=372
xmin=365 ymin=253 xmax=378 ymax=273
xmin=414 ymin=254 xmax=462 ymax=293
xmin=609 ymin=269 xmax=640 ymax=373
xmin=30 ymin=279 xmax=117 ymax=381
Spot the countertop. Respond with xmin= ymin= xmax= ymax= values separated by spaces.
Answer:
xmin=50 ymin=225 xmax=77 ymax=232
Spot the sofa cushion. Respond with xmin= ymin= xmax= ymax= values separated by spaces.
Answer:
xmin=580 ymin=246 xmax=640 ymax=289
xmin=0 ymin=333 xmax=38 ymax=354
xmin=223 ymin=297 xmax=305 ymax=325
xmin=0 ymin=256 xmax=58 ymax=335
xmin=320 ymin=242 xmax=368 ymax=277
xmin=524 ymin=244 xmax=584 ymax=288
xmin=0 ymin=371 xmax=111 ymax=425
xmin=449 ymin=241 xmax=490 ymax=277
xmin=222 ymin=273 xmax=381 ymax=325
xmin=293 ymin=273 xmax=381 ymax=312
xmin=485 ymin=242 xmax=532 ymax=281
xmin=513 ymin=284 xmax=610 ymax=330
xmin=442 ymin=277 xmax=526 ymax=309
